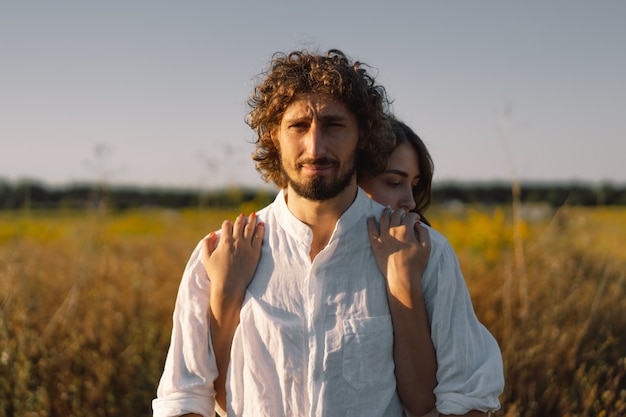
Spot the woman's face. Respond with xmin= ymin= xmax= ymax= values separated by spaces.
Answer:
xmin=359 ymin=142 xmax=420 ymax=211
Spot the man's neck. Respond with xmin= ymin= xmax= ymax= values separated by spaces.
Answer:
xmin=285 ymin=182 xmax=358 ymax=260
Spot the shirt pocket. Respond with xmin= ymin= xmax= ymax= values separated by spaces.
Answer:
xmin=342 ymin=315 xmax=394 ymax=390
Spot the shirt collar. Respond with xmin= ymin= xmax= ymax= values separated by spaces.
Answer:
xmin=273 ymin=187 xmax=377 ymax=245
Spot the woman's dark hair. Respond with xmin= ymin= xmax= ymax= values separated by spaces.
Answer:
xmin=391 ymin=118 xmax=434 ymax=224
xmin=246 ymin=49 xmax=394 ymax=188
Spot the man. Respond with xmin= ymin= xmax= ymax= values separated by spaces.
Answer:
xmin=153 ymin=49 xmax=504 ymax=417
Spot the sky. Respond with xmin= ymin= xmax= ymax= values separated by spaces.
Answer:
xmin=1 ymin=1 xmax=625 ymax=191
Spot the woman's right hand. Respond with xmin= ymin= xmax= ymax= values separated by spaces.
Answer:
xmin=202 ymin=212 xmax=264 ymax=299
xmin=202 ymin=212 xmax=264 ymax=412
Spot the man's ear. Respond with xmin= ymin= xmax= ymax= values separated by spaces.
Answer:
xmin=270 ymin=127 xmax=280 ymax=148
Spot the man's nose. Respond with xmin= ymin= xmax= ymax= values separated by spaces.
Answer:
xmin=304 ymin=122 xmax=326 ymax=157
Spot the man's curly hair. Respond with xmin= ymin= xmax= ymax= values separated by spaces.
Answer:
xmin=246 ymin=49 xmax=394 ymax=188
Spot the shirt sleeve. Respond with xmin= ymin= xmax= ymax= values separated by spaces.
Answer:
xmin=421 ymin=232 xmax=504 ymax=415
xmin=152 ymin=240 xmax=219 ymax=417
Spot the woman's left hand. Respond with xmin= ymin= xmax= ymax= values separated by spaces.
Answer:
xmin=367 ymin=208 xmax=431 ymax=300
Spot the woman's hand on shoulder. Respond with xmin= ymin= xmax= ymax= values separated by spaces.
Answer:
xmin=367 ymin=208 xmax=431 ymax=298
xmin=202 ymin=212 xmax=264 ymax=296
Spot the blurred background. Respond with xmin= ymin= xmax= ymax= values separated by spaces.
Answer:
xmin=1 ymin=1 xmax=625 ymax=192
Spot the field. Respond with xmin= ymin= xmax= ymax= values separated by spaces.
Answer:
xmin=1 ymin=202 xmax=625 ymax=416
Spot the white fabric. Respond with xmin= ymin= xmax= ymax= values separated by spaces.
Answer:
xmin=153 ymin=188 xmax=504 ymax=417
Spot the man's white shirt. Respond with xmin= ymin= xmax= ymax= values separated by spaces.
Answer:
xmin=153 ymin=188 xmax=504 ymax=417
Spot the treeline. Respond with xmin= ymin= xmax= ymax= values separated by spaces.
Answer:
xmin=0 ymin=179 xmax=625 ymax=210
xmin=0 ymin=180 xmax=275 ymax=211
xmin=431 ymin=181 xmax=626 ymax=207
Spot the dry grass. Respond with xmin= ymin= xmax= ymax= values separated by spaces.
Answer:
xmin=0 ymin=208 xmax=236 ymax=417
xmin=432 ymin=205 xmax=626 ymax=416
xmin=1 ymin=204 xmax=625 ymax=416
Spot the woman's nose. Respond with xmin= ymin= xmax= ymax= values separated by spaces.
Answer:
xmin=398 ymin=186 xmax=416 ymax=211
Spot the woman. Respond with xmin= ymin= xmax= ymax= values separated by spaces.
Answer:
xmin=202 ymin=117 xmax=439 ymax=416
xmin=359 ymin=118 xmax=434 ymax=225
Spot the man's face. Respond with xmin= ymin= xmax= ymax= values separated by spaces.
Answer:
xmin=274 ymin=94 xmax=360 ymax=201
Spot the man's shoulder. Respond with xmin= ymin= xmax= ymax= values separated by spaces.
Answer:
xmin=423 ymin=224 xmax=454 ymax=259
xmin=256 ymin=203 xmax=280 ymax=223
xmin=254 ymin=191 xmax=282 ymax=217
xmin=424 ymin=224 xmax=447 ymax=246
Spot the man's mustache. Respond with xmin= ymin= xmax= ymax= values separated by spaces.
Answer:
xmin=296 ymin=157 xmax=339 ymax=169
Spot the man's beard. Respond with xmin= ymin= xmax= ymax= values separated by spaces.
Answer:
xmin=282 ymin=154 xmax=357 ymax=201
